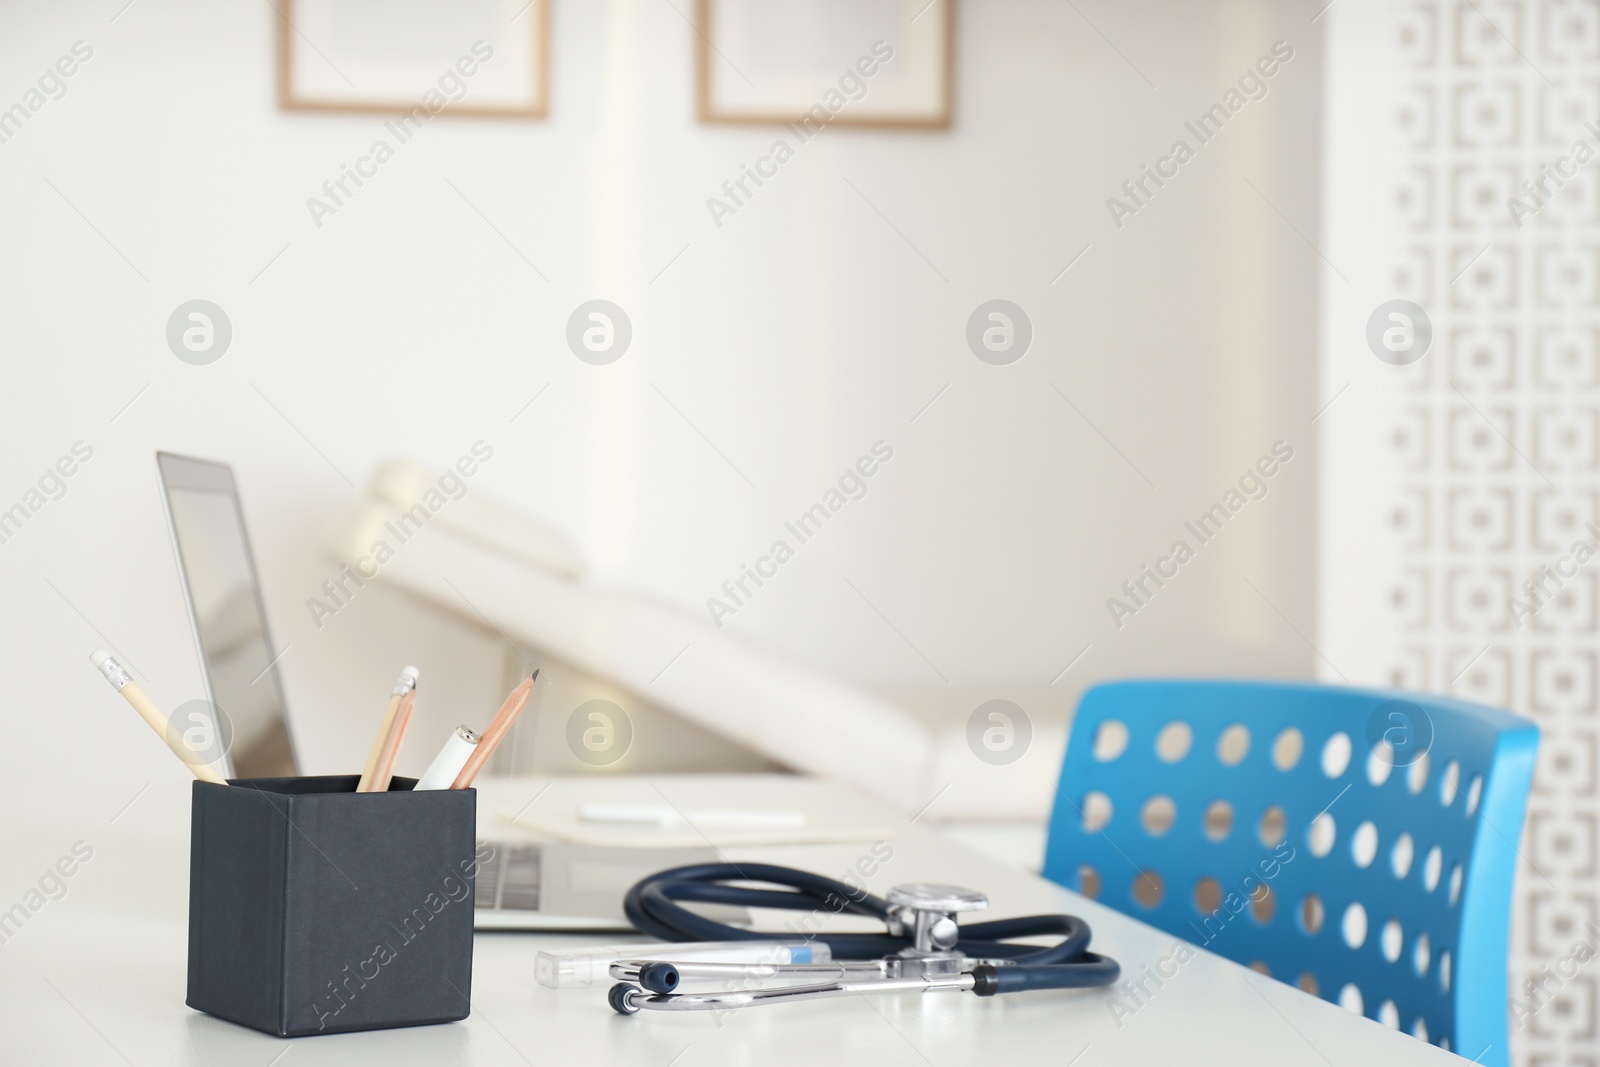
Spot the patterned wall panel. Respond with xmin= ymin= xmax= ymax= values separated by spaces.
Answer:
xmin=1328 ymin=2 xmax=1600 ymax=1063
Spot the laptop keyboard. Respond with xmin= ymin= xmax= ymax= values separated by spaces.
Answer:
xmin=474 ymin=842 xmax=541 ymax=912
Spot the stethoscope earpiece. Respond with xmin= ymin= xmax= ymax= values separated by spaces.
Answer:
xmin=636 ymin=961 xmax=681 ymax=994
xmin=607 ymin=983 xmax=641 ymax=1015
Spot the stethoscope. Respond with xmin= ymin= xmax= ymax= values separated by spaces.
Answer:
xmin=607 ymin=862 xmax=1120 ymax=1014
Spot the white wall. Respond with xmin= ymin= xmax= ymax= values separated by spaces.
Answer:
xmin=0 ymin=0 xmax=1322 ymax=798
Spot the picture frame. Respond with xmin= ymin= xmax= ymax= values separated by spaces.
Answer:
xmin=695 ymin=0 xmax=953 ymax=129
xmin=277 ymin=0 xmax=548 ymax=118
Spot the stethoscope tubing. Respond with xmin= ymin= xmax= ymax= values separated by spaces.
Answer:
xmin=615 ymin=862 xmax=1120 ymax=1010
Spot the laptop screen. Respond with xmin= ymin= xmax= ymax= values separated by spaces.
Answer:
xmin=157 ymin=453 xmax=296 ymax=779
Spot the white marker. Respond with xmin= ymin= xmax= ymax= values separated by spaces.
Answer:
xmin=414 ymin=725 xmax=481 ymax=790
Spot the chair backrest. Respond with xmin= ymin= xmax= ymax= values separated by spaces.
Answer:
xmin=1042 ymin=680 xmax=1537 ymax=1063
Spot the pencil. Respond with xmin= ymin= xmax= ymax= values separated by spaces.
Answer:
xmin=90 ymin=649 xmax=227 ymax=785
xmin=364 ymin=688 xmax=415 ymax=793
xmin=356 ymin=666 xmax=418 ymax=792
xmin=452 ymin=669 xmax=540 ymax=789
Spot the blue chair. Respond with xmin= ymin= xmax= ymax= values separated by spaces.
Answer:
xmin=1042 ymin=680 xmax=1537 ymax=1063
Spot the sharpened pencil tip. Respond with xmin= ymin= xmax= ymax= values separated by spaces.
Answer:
xmin=531 ymin=668 xmax=540 ymax=681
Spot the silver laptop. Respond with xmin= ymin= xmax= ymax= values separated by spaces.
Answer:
xmin=155 ymin=452 xmax=722 ymax=931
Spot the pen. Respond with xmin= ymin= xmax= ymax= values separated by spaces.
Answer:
xmin=451 ymin=669 xmax=539 ymax=789
xmin=577 ymin=805 xmax=807 ymax=829
xmin=356 ymin=666 xmax=417 ymax=793
xmin=89 ymin=648 xmax=227 ymax=785
xmin=362 ymin=686 xmax=415 ymax=793
xmin=415 ymin=725 xmax=481 ymax=791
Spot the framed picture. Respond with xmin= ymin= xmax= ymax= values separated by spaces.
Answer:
xmin=696 ymin=0 xmax=953 ymax=129
xmin=277 ymin=0 xmax=548 ymax=118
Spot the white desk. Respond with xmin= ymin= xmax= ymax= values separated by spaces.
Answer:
xmin=0 ymin=776 xmax=1459 ymax=1065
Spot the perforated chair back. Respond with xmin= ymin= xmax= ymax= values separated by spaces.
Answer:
xmin=1042 ymin=680 xmax=1537 ymax=1063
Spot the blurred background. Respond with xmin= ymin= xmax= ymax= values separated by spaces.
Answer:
xmin=0 ymin=1 xmax=1589 ymax=1062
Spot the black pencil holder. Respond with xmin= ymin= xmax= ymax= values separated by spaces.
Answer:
xmin=186 ymin=775 xmax=477 ymax=1037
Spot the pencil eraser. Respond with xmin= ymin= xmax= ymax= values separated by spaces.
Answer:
xmin=90 ymin=648 xmax=112 ymax=668
xmin=401 ymin=665 xmax=419 ymax=683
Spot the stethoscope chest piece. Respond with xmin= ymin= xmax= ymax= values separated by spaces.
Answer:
xmin=885 ymin=883 xmax=989 ymax=975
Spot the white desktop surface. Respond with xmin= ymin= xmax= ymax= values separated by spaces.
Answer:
xmin=0 ymin=775 xmax=1459 ymax=1065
